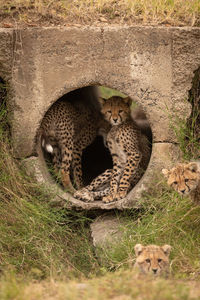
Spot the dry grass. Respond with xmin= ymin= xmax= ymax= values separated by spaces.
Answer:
xmin=1 ymin=270 xmax=200 ymax=300
xmin=0 ymin=0 xmax=199 ymax=27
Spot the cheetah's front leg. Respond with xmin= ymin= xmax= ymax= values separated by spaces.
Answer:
xmin=114 ymin=151 xmax=141 ymax=201
xmin=102 ymin=156 xmax=121 ymax=203
xmin=60 ymin=141 xmax=76 ymax=193
xmin=61 ymin=170 xmax=76 ymax=193
xmin=72 ymin=149 xmax=84 ymax=190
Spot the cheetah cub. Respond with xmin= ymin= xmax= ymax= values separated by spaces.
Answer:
xmin=134 ymin=244 xmax=171 ymax=276
xmin=38 ymin=98 xmax=109 ymax=193
xmin=75 ymin=96 xmax=151 ymax=203
xmin=162 ymin=161 xmax=200 ymax=203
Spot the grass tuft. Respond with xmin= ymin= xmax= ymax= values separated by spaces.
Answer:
xmin=0 ymin=82 xmax=99 ymax=280
xmin=96 ymin=182 xmax=200 ymax=278
xmin=170 ymin=67 xmax=200 ymax=160
xmin=0 ymin=0 xmax=199 ymax=27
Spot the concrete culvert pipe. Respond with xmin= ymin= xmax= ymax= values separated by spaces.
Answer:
xmin=33 ymin=85 xmax=154 ymax=209
xmin=22 ymin=83 xmax=182 ymax=209
xmin=5 ymin=26 xmax=199 ymax=209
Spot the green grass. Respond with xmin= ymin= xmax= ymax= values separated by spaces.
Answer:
xmin=169 ymin=68 xmax=200 ymax=160
xmin=0 ymin=81 xmax=200 ymax=298
xmin=0 ymin=86 xmax=99 ymax=280
xmin=99 ymin=86 xmax=127 ymax=99
xmin=0 ymin=0 xmax=200 ymax=27
xmin=0 ymin=141 xmax=98 ymax=279
xmin=94 ymin=182 xmax=200 ymax=278
xmin=0 ymin=169 xmax=98 ymax=280
xmin=169 ymin=106 xmax=198 ymax=160
xmin=99 ymin=86 xmax=138 ymax=111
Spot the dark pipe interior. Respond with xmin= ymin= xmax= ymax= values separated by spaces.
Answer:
xmin=82 ymin=135 xmax=113 ymax=185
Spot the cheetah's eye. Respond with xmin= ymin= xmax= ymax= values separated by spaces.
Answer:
xmin=107 ymin=110 xmax=111 ymax=114
xmin=119 ymin=110 xmax=123 ymax=113
xmin=145 ymin=259 xmax=150 ymax=263
xmin=173 ymin=181 xmax=177 ymax=185
xmin=185 ymin=179 xmax=189 ymax=183
xmin=158 ymin=259 xmax=162 ymax=263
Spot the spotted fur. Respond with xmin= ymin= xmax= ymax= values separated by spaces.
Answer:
xmin=162 ymin=161 xmax=200 ymax=203
xmin=134 ymin=244 xmax=171 ymax=276
xmin=74 ymin=96 xmax=151 ymax=202
xmin=38 ymin=95 xmax=110 ymax=193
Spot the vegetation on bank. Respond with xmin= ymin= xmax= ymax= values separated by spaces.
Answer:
xmin=0 ymin=0 xmax=200 ymax=27
xmin=172 ymin=68 xmax=200 ymax=160
xmin=0 ymin=77 xmax=200 ymax=298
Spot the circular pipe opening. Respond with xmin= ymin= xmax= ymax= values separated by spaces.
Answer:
xmin=38 ymin=85 xmax=153 ymax=208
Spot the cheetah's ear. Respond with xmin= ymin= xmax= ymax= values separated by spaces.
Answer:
xmin=162 ymin=245 xmax=171 ymax=257
xmin=99 ymin=97 xmax=106 ymax=107
xmin=162 ymin=168 xmax=170 ymax=178
xmin=123 ymin=97 xmax=132 ymax=106
xmin=134 ymin=244 xmax=144 ymax=256
xmin=188 ymin=162 xmax=198 ymax=173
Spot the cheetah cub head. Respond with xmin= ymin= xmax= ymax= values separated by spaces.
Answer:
xmin=162 ymin=162 xmax=200 ymax=196
xmin=99 ymin=96 xmax=132 ymax=126
xmin=134 ymin=244 xmax=171 ymax=276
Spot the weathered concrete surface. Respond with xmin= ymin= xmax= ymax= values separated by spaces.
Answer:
xmin=0 ymin=29 xmax=13 ymax=81
xmin=0 ymin=26 xmax=200 ymax=209
xmin=7 ymin=26 xmax=200 ymax=157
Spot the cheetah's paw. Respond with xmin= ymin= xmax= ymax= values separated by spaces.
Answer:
xmin=114 ymin=190 xmax=127 ymax=201
xmin=102 ymin=194 xmax=115 ymax=203
xmin=74 ymin=188 xmax=94 ymax=202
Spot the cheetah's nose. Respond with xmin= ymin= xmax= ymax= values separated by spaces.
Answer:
xmin=180 ymin=189 xmax=186 ymax=194
xmin=113 ymin=118 xmax=118 ymax=123
xmin=152 ymin=268 xmax=158 ymax=274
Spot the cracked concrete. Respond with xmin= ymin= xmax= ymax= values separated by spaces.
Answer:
xmin=0 ymin=26 xmax=200 ymax=209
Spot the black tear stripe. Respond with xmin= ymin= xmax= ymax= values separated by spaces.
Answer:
xmin=185 ymin=182 xmax=191 ymax=191
xmin=148 ymin=262 xmax=151 ymax=271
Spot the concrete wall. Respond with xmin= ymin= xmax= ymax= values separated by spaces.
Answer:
xmin=0 ymin=26 xmax=200 ymax=209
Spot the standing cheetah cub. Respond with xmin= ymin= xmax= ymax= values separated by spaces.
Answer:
xmin=162 ymin=161 xmax=200 ymax=202
xmin=75 ymin=96 xmax=151 ymax=203
xmin=134 ymin=244 xmax=171 ymax=276
xmin=38 ymin=93 xmax=109 ymax=193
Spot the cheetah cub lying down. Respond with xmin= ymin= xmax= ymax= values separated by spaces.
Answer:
xmin=134 ymin=244 xmax=171 ymax=276
xmin=162 ymin=161 xmax=200 ymax=202
xmin=74 ymin=96 xmax=151 ymax=203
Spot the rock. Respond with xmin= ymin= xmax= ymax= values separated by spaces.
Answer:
xmin=22 ymin=156 xmax=46 ymax=183
xmin=90 ymin=214 xmax=123 ymax=247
